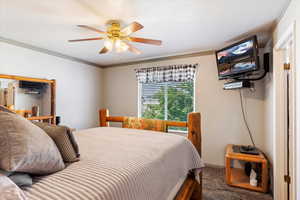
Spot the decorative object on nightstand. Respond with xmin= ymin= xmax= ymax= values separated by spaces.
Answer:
xmin=32 ymin=105 xmax=39 ymax=117
xmin=225 ymin=144 xmax=269 ymax=193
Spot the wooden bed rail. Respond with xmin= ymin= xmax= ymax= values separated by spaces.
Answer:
xmin=99 ymin=109 xmax=202 ymax=200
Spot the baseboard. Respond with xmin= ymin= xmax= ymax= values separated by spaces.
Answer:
xmin=204 ymin=163 xmax=224 ymax=168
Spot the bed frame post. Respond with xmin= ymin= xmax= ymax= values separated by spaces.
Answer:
xmin=99 ymin=109 xmax=109 ymax=127
xmin=50 ymin=79 xmax=56 ymax=125
xmin=187 ymin=112 xmax=202 ymax=200
xmin=187 ymin=112 xmax=201 ymax=156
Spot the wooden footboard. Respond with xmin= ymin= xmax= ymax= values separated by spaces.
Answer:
xmin=99 ymin=109 xmax=202 ymax=200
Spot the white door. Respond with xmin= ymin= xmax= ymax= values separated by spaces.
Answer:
xmin=273 ymin=22 xmax=296 ymax=200
xmin=283 ymin=43 xmax=295 ymax=200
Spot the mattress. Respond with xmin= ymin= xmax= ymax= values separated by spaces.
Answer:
xmin=23 ymin=127 xmax=204 ymax=200
xmin=166 ymin=176 xmax=187 ymax=200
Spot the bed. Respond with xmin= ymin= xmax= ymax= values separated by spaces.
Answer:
xmin=21 ymin=109 xmax=204 ymax=200
xmin=0 ymin=74 xmax=203 ymax=200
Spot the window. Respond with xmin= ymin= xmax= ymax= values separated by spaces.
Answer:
xmin=135 ymin=63 xmax=197 ymax=131
xmin=139 ymin=81 xmax=194 ymax=129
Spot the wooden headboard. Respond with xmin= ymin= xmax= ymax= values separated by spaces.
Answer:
xmin=99 ymin=109 xmax=202 ymax=156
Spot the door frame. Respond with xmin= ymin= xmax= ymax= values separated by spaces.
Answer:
xmin=273 ymin=21 xmax=296 ymax=200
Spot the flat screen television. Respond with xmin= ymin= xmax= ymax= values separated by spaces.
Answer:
xmin=215 ymin=36 xmax=259 ymax=80
xmin=19 ymin=81 xmax=46 ymax=91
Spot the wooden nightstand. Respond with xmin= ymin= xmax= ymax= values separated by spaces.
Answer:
xmin=225 ymin=144 xmax=269 ymax=193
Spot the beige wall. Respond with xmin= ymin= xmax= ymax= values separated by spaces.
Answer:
xmin=0 ymin=42 xmax=104 ymax=129
xmin=103 ymin=54 xmax=267 ymax=166
xmin=262 ymin=42 xmax=274 ymax=165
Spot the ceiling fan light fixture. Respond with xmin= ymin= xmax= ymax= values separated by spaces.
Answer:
xmin=115 ymin=39 xmax=129 ymax=52
xmin=104 ymin=38 xmax=114 ymax=51
xmin=69 ymin=20 xmax=162 ymax=55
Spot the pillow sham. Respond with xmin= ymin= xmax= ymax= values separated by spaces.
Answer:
xmin=33 ymin=122 xmax=80 ymax=162
xmin=0 ymin=112 xmax=65 ymax=174
xmin=0 ymin=174 xmax=27 ymax=200
xmin=122 ymin=117 xmax=167 ymax=132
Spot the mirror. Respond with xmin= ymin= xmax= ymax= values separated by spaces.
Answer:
xmin=0 ymin=78 xmax=51 ymax=117
xmin=0 ymin=74 xmax=56 ymax=124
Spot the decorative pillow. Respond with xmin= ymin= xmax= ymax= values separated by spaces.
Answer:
xmin=0 ymin=174 xmax=27 ymax=200
xmin=0 ymin=170 xmax=32 ymax=187
xmin=122 ymin=117 xmax=167 ymax=132
xmin=0 ymin=112 xmax=65 ymax=174
xmin=33 ymin=122 xmax=80 ymax=163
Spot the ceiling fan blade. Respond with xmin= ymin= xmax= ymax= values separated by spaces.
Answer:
xmin=68 ymin=37 xmax=104 ymax=42
xmin=77 ymin=25 xmax=106 ymax=34
xmin=99 ymin=46 xmax=110 ymax=54
xmin=129 ymin=37 xmax=162 ymax=46
xmin=121 ymin=22 xmax=144 ymax=36
xmin=122 ymin=41 xmax=142 ymax=54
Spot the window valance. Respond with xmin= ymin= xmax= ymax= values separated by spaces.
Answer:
xmin=135 ymin=64 xmax=198 ymax=83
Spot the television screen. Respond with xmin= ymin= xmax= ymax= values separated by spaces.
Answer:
xmin=215 ymin=36 xmax=259 ymax=79
xmin=19 ymin=81 xmax=46 ymax=90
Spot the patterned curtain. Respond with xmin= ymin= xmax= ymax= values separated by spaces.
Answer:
xmin=135 ymin=64 xmax=198 ymax=83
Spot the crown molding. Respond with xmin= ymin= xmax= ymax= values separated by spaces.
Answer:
xmin=270 ymin=0 xmax=292 ymax=34
xmin=0 ymin=36 xmax=104 ymax=68
xmin=0 ymin=36 xmax=216 ymax=69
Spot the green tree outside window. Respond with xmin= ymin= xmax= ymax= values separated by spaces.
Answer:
xmin=141 ymin=81 xmax=194 ymax=131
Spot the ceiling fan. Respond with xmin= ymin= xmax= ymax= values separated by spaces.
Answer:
xmin=68 ymin=21 xmax=162 ymax=54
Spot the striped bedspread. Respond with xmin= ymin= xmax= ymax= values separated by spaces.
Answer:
xmin=23 ymin=127 xmax=204 ymax=200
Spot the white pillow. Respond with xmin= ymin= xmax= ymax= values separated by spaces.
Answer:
xmin=0 ymin=174 xmax=27 ymax=200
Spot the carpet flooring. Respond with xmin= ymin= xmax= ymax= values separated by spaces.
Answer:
xmin=202 ymin=167 xmax=273 ymax=200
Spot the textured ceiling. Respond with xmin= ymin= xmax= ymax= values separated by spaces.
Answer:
xmin=0 ymin=0 xmax=290 ymax=66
